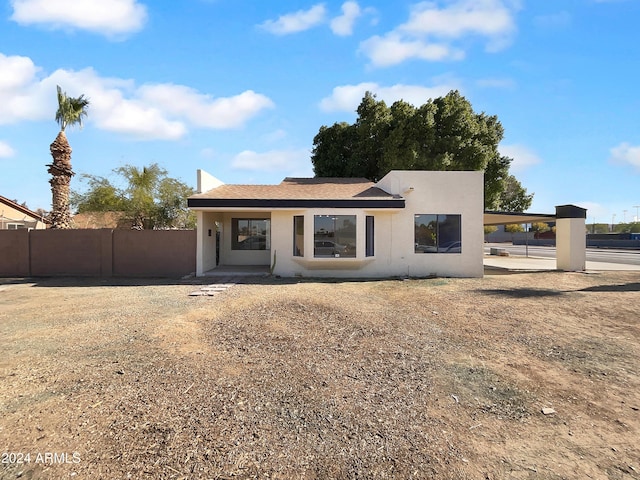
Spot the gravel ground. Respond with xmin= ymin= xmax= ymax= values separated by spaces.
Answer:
xmin=0 ymin=271 xmax=639 ymax=479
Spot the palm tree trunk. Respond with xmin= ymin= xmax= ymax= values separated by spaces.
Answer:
xmin=48 ymin=131 xmax=74 ymax=229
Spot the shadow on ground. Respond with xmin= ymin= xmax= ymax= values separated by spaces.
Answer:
xmin=577 ymin=282 xmax=640 ymax=292
xmin=480 ymin=288 xmax=565 ymax=298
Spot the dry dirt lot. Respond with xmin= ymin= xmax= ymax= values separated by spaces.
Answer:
xmin=0 ymin=270 xmax=639 ymax=479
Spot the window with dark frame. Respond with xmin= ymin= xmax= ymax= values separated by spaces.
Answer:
xmin=231 ymin=218 xmax=270 ymax=250
xmin=414 ymin=214 xmax=461 ymax=253
xmin=293 ymin=216 xmax=304 ymax=256
xmin=314 ymin=215 xmax=356 ymax=258
xmin=366 ymin=216 xmax=374 ymax=257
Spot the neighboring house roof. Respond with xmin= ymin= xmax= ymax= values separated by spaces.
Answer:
xmin=0 ymin=195 xmax=48 ymax=223
xmin=72 ymin=211 xmax=128 ymax=229
xmin=188 ymin=177 xmax=405 ymax=209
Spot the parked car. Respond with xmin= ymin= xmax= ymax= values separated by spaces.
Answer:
xmin=415 ymin=244 xmax=437 ymax=253
xmin=415 ymin=241 xmax=461 ymax=253
xmin=314 ymin=240 xmax=348 ymax=256
xmin=440 ymin=241 xmax=461 ymax=253
xmin=237 ymin=235 xmax=267 ymax=250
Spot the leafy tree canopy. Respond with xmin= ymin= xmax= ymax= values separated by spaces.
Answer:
xmin=504 ymin=223 xmax=525 ymax=233
xmin=311 ymin=90 xmax=533 ymax=211
xmin=531 ymin=222 xmax=551 ymax=233
xmin=614 ymin=222 xmax=640 ymax=234
xmin=71 ymin=163 xmax=195 ymax=229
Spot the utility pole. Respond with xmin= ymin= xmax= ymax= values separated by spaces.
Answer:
xmin=623 ymin=209 xmax=627 ymax=223
xmin=634 ymin=205 xmax=640 ymax=223
xmin=611 ymin=213 xmax=616 ymax=232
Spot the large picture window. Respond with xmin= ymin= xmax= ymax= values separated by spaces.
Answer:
xmin=314 ymin=215 xmax=356 ymax=258
xmin=232 ymin=218 xmax=270 ymax=250
xmin=414 ymin=214 xmax=461 ymax=253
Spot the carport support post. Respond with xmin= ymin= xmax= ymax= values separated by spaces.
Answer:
xmin=555 ymin=205 xmax=587 ymax=271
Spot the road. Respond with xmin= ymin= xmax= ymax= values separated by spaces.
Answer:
xmin=484 ymin=244 xmax=640 ymax=266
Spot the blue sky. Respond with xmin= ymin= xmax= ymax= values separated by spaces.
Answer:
xmin=1 ymin=0 xmax=639 ymax=224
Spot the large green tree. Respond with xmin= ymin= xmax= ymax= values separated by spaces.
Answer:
xmin=48 ymin=85 xmax=90 ymax=228
xmin=72 ymin=163 xmax=195 ymax=229
xmin=312 ymin=90 xmax=533 ymax=211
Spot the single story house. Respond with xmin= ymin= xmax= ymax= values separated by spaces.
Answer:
xmin=0 ymin=195 xmax=47 ymax=230
xmin=188 ymin=170 xmax=485 ymax=278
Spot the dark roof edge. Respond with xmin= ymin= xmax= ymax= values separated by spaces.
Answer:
xmin=484 ymin=210 xmax=555 ymax=218
xmin=188 ymin=198 xmax=405 ymax=209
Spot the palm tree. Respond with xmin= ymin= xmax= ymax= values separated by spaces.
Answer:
xmin=116 ymin=163 xmax=166 ymax=229
xmin=47 ymin=85 xmax=89 ymax=229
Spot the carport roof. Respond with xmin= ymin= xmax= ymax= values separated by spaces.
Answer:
xmin=484 ymin=211 xmax=556 ymax=226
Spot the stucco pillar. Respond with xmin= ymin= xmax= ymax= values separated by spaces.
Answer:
xmin=196 ymin=211 xmax=219 ymax=276
xmin=196 ymin=211 xmax=206 ymax=276
xmin=555 ymin=205 xmax=587 ymax=271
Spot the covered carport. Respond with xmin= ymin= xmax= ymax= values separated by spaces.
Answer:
xmin=484 ymin=205 xmax=587 ymax=271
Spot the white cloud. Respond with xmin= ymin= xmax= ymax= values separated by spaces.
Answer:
xmin=401 ymin=0 xmax=516 ymax=39
xmin=319 ymin=82 xmax=458 ymax=112
xmin=10 ymin=0 xmax=147 ymax=38
xmin=0 ymin=141 xmax=15 ymax=158
xmin=138 ymin=84 xmax=274 ymax=129
xmin=609 ymin=142 xmax=640 ymax=171
xmin=0 ymin=53 xmax=274 ymax=140
xmin=360 ymin=34 xmax=463 ymax=67
xmin=231 ymin=149 xmax=312 ymax=173
xmin=260 ymin=4 xmax=326 ymax=35
xmin=499 ymin=144 xmax=542 ymax=172
xmin=0 ymin=53 xmax=40 ymax=91
xmin=360 ymin=0 xmax=519 ymax=67
xmin=0 ymin=53 xmax=53 ymax=123
xmin=330 ymin=1 xmax=361 ymax=36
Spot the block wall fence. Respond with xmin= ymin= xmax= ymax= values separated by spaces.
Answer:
xmin=0 ymin=229 xmax=196 ymax=277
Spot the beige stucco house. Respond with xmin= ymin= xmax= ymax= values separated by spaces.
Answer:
xmin=188 ymin=170 xmax=485 ymax=278
xmin=0 ymin=195 xmax=47 ymax=230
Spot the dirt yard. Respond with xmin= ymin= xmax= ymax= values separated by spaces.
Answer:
xmin=1 ymin=270 xmax=639 ymax=479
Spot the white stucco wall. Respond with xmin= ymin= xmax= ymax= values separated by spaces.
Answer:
xmin=193 ymin=171 xmax=484 ymax=278
xmin=269 ymin=171 xmax=484 ymax=278
xmin=375 ymin=170 xmax=484 ymax=278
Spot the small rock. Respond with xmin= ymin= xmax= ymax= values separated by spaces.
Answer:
xmin=541 ymin=407 xmax=556 ymax=415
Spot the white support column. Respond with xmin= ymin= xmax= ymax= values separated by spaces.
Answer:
xmin=196 ymin=211 xmax=219 ymax=276
xmin=555 ymin=205 xmax=587 ymax=271
xmin=196 ymin=211 xmax=205 ymax=276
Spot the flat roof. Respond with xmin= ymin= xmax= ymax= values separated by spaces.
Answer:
xmin=484 ymin=211 xmax=556 ymax=226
